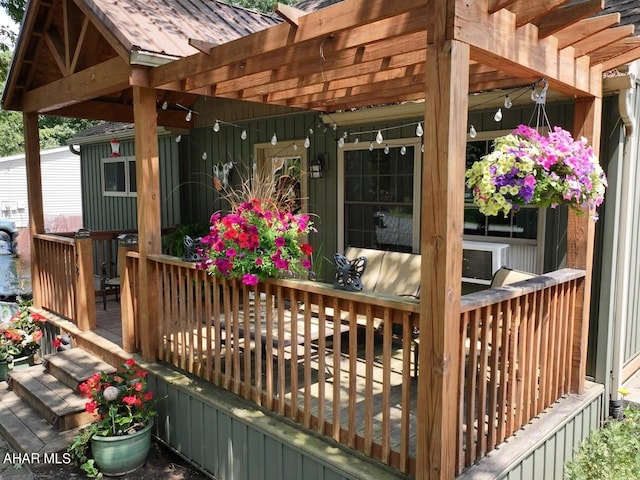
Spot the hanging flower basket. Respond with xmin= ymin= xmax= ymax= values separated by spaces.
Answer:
xmin=465 ymin=125 xmax=607 ymax=220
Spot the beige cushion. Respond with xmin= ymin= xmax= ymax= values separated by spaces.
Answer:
xmin=374 ymin=251 xmax=421 ymax=297
xmin=490 ymin=267 xmax=535 ymax=288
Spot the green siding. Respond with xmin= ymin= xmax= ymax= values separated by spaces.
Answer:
xmin=145 ymin=363 xmax=402 ymax=480
xmin=80 ymin=136 xmax=181 ymax=230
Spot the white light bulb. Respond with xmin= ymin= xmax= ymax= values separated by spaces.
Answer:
xmin=369 ymin=142 xmax=374 ymax=151
xmin=504 ymin=95 xmax=513 ymax=109
xmin=271 ymin=133 xmax=277 ymax=145
xmin=354 ymin=137 xmax=359 ymax=144
xmin=376 ymin=130 xmax=383 ymax=144
xmin=332 ymin=123 xmax=337 ymax=131
xmin=161 ymin=101 xmax=168 ymax=110
xmin=338 ymin=137 xmax=345 ymax=148
xmin=304 ymin=137 xmax=310 ymax=148
xmin=384 ymin=145 xmax=390 ymax=154
xmin=400 ymin=145 xmax=407 ymax=155
xmin=213 ymin=121 xmax=220 ymax=132
xmin=175 ymin=135 xmax=182 ymax=143
xmin=469 ymin=125 xmax=477 ymax=138
xmin=415 ymin=122 xmax=424 ymax=137
xmin=185 ymin=110 xmax=192 ymax=122
xmin=421 ymin=144 xmax=424 ymax=153
xmin=343 ymin=131 xmax=348 ymax=139
xmin=309 ymin=128 xmax=314 ymax=135
xmin=494 ymin=108 xmax=503 ymax=122
xmin=202 ymin=152 xmax=207 ymax=160
xmin=293 ymin=143 xmax=298 ymax=151
xmin=241 ymin=129 xmax=247 ymax=140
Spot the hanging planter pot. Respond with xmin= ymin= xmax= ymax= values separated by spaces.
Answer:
xmin=90 ymin=420 xmax=153 ymax=476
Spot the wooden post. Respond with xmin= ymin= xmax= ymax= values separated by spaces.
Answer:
xmin=23 ymin=112 xmax=45 ymax=308
xmin=118 ymin=234 xmax=139 ymax=352
xmin=417 ymin=1 xmax=469 ymax=478
xmin=568 ymin=88 xmax=602 ymax=394
xmin=133 ymin=85 xmax=161 ymax=362
xmin=74 ymin=229 xmax=96 ymax=331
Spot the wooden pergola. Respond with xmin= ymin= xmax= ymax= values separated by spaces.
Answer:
xmin=4 ymin=1 xmax=640 ymax=478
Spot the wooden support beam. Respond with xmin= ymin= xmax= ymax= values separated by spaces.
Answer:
xmin=600 ymin=43 xmax=640 ymax=72
xmin=23 ymin=112 xmax=44 ymax=308
xmin=275 ymin=3 xmax=306 ymax=27
xmin=567 ymin=69 xmax=602 ymax=394
xmin=488 ymin=0 xmax=519 ymax=14
xmin=416 ymin=2 xmax=468 ymax=478
xmin=74 ymin=234 xmax=96 ymax=331
xmin=22 ymin=56 xmax=130 ymax=113
xmin=509 ymin=0 xmax=571 ymax=28
xmin=457 ymin=3 xmax=599 ymax=96
xmin=535 ymin=0 xmax=603 ymax=39
xmin=188 ymin=38 xmax=218 ymax=54
xmin=571 ymin=25 xmax=635 ymax=58
xmin=133 ymin=86 xmax=161 ymax=362
xmin=553 ymin=13 xmax=620 ymax=49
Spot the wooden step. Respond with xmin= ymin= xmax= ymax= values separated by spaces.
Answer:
xmin=8 ymin=366 xmax=95 ymax=431
xmin=0 ymin=381 xmax=81 ymax=454
xmin=44 ymin=348 xmax=117 ymax=391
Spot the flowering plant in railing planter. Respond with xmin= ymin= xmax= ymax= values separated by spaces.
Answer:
xmin=0 ymin=298 xmax=45 ymax=357
xmin=465 ymin=125 xmax=607 ymax=220
xmin=198 ymin=198 xmax=315 ymax=286
xmin=197 ymin=168 xmax=316 ymax=286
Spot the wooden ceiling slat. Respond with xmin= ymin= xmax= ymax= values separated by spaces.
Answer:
xmin=150 ymin=0 xmax=428 ymax=89
xmin=590 ymin=37 xmax=640 ymax=66
xmin=181 ymin=13 xmax=428 ymax=93
xmin=534 ymin=0 xmax=603 ymax=39
xmin=508 ymin=0 xmax=571 ymax=28
xmin=601 ymin=45 xmax=640 ymax=72
xmin=275 ymin=3 xmax=306 ymax=27
xmin=488 ymin=0 xmax=520 ymax=14
xmin=553 ymin=12 xmax=620 ymax=49
xmin=571 ymin=25 xmax=635 ymax=57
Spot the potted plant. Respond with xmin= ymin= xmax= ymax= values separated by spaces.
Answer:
xmin=197 ymin=168 xmax=316 ymax=286
xmin=465 ymin=124 xmax=607 ymax=220
xmin=0 ymin=298 xmax=45 ymax=367
xmin=68 ymin=358 xmax=161 ymax=478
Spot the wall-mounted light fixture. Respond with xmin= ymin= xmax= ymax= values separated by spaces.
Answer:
xmin=309 ymin=153 xmax=327 ymax=179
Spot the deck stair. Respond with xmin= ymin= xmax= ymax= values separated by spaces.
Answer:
xmin=0 ymin=348 xmax=116 ymax=454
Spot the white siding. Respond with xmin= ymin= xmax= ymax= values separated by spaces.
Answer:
xmin=0 ymin=147 xmax=82 ymax=229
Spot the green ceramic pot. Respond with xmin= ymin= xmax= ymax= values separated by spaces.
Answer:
xmin=90 ymin=421 xmax=153 ymax=476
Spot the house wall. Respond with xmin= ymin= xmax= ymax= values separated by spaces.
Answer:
xmin=80 ymin=136 xmax=181 ymax=230
xmin=0 ymin=147 xmax=82 ymax=229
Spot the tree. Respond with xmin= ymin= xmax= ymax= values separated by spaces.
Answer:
xmin=227 ymin=0 xmax=298 ymax=14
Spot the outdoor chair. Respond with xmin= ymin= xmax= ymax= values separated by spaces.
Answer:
xmin=100 ymin=262 xmax=121 ymax=310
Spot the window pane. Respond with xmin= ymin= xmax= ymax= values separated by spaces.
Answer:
xmin=513 ymin=209 xmax=538 ymax=239
xmin=104 ymin=162 xmax=125 ymax=192
xmin=344 ymin=146 xmax=414 ymax=252
xmin=129 ymin=160 xmax=137 ymax=193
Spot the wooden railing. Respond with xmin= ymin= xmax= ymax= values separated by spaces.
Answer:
xmin=33 ymin=232 xmax=95 ymax=328
xmin=456 ymin=268 xmax=586 ymax=473
xmin=147 ymin=254 xmax=421 ymax=474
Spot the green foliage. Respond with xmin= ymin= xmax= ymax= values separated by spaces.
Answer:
xmin=162 ymin=222 xmax=210 ymax=257
xmin=0 ymin=0 xmax=25 ymax=25
xmin=226 ymin=0 xmax=298 ymax=14
xmin=564 ymin=404 xmax=640 ymax=480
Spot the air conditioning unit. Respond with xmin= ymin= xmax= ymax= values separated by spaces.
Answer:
xmin=462 ymin=241 xmax=510 ymax=285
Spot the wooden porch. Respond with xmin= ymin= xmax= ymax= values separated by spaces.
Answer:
xmin=30 ymin=230 xmax=587 ymax=477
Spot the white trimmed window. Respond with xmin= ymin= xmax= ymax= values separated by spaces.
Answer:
xmin=101 ymin=156 xmax=137 ymax=197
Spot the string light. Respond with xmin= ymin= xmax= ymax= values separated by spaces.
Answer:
xmin=415 ymin=122 xmax=424 ymax=137
xmin=504 ymin=95 xmax=513 ymax=109
xmin=213 ymin=121 xmax=220 ymax=132
xmin=161 ymin=101 xmax=168 ymax=110
xmin=271 ymin=133 xmax=278 ymax=145
xmin=241 ymin=129 xmax=247 ymax=140
xmin=376 ymin=130 xmax=383 ymax=144
xmin=175 ymin=135 xmax=182 ymax=143
xmin=400 ymin=145 xmax=407 ymax=155
xmin=202 ymin=152 xmax=207 ymax=160
xmin=338 ymin=137 xmax=345 ymax=148
xmin=304 ymin=137 xmax=311 ymax=148
xmin=469 ymin=125 xmax=477 ymax=138
xmin=185 ymin=110 xmax=192 ymax=122
xmin=494 ymin=108 xmax=503 ymax=122
xmin=369 ymin=142 xmax=374 ymax=151
xmin=384 ymin=145 xmax=390 ymax=154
